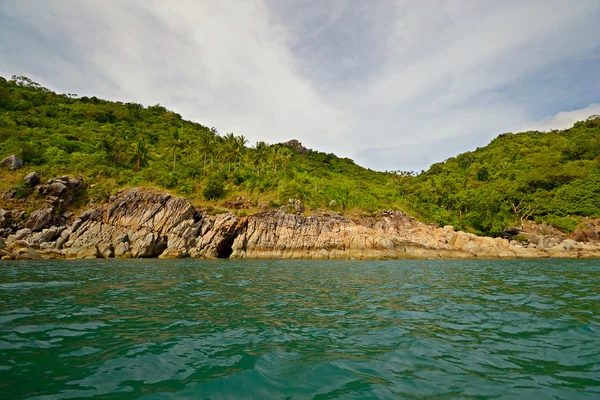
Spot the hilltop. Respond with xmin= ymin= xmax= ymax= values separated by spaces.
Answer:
xmin=1 ymin=75 xmax=599 ymax=238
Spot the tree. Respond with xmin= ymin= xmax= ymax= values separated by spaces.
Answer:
xmin=132 ymin=138 xmax=150 ymax=172
xmin=271 ymin=145 xmax=280 ymax=175
xmin=235 ymin=135 xmax=248 ymax=166
xmin=197 ymin=130 xmax=213 ymax=176
xmin=223 ymin=133 xmax=237 ymax=172
xmin=280 ymin=147 xmax=293 ymax=173
xmin=510 ymin=199 xmax=536 ymax=229
xmin=252 ymin=141 xmax=269 ymax=176
xmin=170 ymin=128 xmax=183 ymax=169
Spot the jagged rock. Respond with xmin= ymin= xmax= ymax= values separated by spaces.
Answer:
xmin=281 ymin=139 xmax=309 ymax=154
xmin=40 ymin=182 xmax=68 ymax=198
xmin=27 ymin=226 xmax=66 ymax=245
xmin=6 ymin=240 xmax=41 ymax=260
xmin=292 ymin=199 xmax=304 ymax=213
xmin=97 ymin=243 xmax=114 ymax=258
xmin=223 ymin=196 xmax=255 ymax=209
xmin=1 ymin=155 xmax=23 ymax=170
xmin=7 ymin=228 xmax=33 ymax=242
xmin=3 ymin=187 xmax=600 ymax=260
xmin=25 ymin=206 xmax=55 ymax=231
xmin=61 ymin=188 xmax=193 ymax=259
xmin=2 ymin=189 xmax=16 ymax=201
xmin=502 ymin=227 xmax=522 ymax=239
xmin=38 ymin=176 xmax=84 ymax=205
xmin=0 ymin=209 xmax=10 ymax=230
xmin=23 ymin=172 xmax=41 ymax=187
xmin=572 ymin=220 xmax=600 ymax=242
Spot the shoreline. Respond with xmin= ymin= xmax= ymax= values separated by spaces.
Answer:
xmin=2 ymin=186 xmax=599 ymax=261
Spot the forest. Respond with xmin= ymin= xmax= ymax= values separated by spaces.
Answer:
xmin=1 ymin=75 xmax=599 ymax=236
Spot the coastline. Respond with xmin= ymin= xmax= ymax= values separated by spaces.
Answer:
xmin=2 ymin=185 xmax=599 ymax=261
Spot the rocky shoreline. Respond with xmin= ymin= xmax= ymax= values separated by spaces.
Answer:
xmin=1 ymin=176 xmax=600 ymax=261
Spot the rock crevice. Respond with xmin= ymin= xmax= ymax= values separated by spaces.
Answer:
xmin=2 ymin=187 xmax=600 ymax=260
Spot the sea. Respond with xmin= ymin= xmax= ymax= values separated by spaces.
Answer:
xmin=1 ymin=259 xmax=599 ymax=399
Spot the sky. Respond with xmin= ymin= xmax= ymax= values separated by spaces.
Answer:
xmin=1 ymin=0 xmax=599 ymax=172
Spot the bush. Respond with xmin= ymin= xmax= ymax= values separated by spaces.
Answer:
xmin=12 ymin=181 xmax=32 ymax=199
xmin=203 ymin=174 xmax=225 ymax=200
xmin=178 ymin=181 xmax=194 ymax=196
xmin=88 ymin=183 xmax=113 ymax=203
xmin=542 ymin=214 xmax=579 ymax=233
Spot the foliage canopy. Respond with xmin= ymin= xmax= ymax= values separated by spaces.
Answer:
xmin=1 ymin=76 xmax=599 ymax=236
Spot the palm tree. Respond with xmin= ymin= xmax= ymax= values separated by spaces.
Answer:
xmin=271 ymin=145 xmax=280 ymax=175
xmin=235 ymin=135 xmax=248 ymax=167
xmin=170 ymin=128 xmax=183 ymax=169
xmin=132 ymin=138 xmax=150 ymax=172
xmin=252 ymin=141 xmax=269 ymax=176
xmin=280 ymin=147 xmax=293 ymax=173
xmin=198 ymin=130 xmax=213 ymax=176
xmin=223 ymin=133 xmax=237 ymax=172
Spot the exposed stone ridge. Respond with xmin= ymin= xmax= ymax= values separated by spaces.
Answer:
xmin=2 ymin=187 xmax=600 ymax=260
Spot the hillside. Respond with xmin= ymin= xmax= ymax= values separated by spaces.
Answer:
xmin=0 ymin=76 xmax=401 ymax=215
xmin=1 ymin=75 xmax=599 ymax=237
xmin=404 ymin=116 xmax=600 ymax=235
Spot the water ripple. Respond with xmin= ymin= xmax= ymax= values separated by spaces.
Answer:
xmin=0 ymin=259 xmax=599 ymax=399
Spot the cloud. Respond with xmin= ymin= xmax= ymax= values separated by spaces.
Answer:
xmin=519 ymin=104 xmax=600 ymax=132
xmin=1 ymin=0 xmax=599 ymax=171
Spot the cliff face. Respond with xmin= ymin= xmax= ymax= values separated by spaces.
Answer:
xmin=2 ymin=187 xmax=600 ymax=260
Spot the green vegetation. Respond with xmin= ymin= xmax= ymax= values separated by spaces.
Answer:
xmin=1 ymin=75 xmax=599 ymax=236
xmin=403 ymin=117 xmax=600 ymax=235
xmin=0 ymin=76 xmax=402 ymax=214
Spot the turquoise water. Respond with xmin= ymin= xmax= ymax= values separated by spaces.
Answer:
xmin=0 ymin=259 xmax=599 ymax=399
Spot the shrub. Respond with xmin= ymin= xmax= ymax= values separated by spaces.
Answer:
xmin=12 ymin=181 xmax=32 ymax=199
xmin=203 ymin=174 xmax=225 ymax=200
xmin=542 ymin=214 xmax=579 ymax=233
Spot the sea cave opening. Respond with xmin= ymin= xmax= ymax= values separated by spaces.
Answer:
xmin=216 ymin=236 xmax=234 ymax=258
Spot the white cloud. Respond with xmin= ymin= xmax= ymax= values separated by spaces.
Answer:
xmin=519 ymin=104 xmax=600 ymax=132
xmin=1 ymin=0 xmax=599 ymax=170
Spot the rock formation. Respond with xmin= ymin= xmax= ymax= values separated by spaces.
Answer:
xmin=1 ymin=155 xmax=23 ymax=170
xmin=1 ymin=185 xmax=599 ymax=260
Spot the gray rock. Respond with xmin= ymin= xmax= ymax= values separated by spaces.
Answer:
xmin=23 ymin=172 xmax=41 ymax=187
xmin=7 ymin=228 xmax=33 ymax=242
xmin=1 ymin=155 xmax=23 ymax=170
xmin=39 ymin=182 xmax=68 ymax=198
xmin=561 ymin=239 xmax=578 ymax=251
xmin=28 ymin=226 xmax=66 ymax=245
xmin=293 ymin=199 xmax=305 ymax=213
xmin=25 ymin=206 xmax=55 ymax=231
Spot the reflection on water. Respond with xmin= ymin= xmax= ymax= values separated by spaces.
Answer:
xmin=1 ymin=259 xmax=599 ymax=399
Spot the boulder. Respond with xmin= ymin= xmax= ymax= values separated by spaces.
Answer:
xmin=1 ymin=155 xmax=23 ymax=170
xmin=6 ymin=240 xmax=41 ymax=260
xmin=27 ymin=226 xmax=66 ymax=245
xmin=39 ymin=182 xmax=68 ymax=198
xmin=23 ymin=172 xmax=41 ymax=187
xmin=25 ymin=206 xmax=55 ymax=231
xmin=7 ymin=228 xmax=33 ymax=242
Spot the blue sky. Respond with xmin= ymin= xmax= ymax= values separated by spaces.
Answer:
xmin=1 ymin=0 xmax=599 ymax=172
